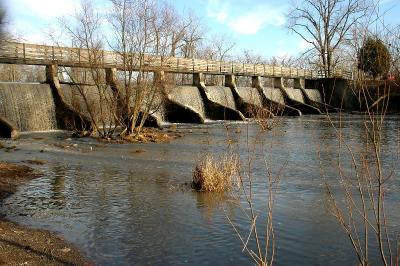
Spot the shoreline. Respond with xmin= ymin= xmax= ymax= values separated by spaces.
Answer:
xmin=0 ymin=161 xmax=92 ymax=266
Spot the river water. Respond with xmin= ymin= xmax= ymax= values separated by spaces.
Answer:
xmin=1 ymin=115 xmax=399 ymax=265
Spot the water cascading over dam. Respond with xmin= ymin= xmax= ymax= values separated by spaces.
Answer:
xmin=166 ymin=86 xmax=206 ymax=123
xmin=0 ymin=83 xmax=57 ymax=132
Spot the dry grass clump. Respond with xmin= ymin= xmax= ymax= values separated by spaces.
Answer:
xmin=192 ymin=154 xmax=240 ymax=192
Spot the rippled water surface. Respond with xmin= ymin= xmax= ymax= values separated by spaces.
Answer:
xmin=1 ymin=115 xmax=399 ymax=265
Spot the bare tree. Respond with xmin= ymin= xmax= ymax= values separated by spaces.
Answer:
xmin=180 ymin=13 xmax=205 ymax=59
xmin=108 ymin=0 xmax=166 ymax=138
xmin=197 ymin=35 xmax=236 ymax=61
xmin=56 ymin=0 xmax=118 ymax=137
xmin=288 ymin=0 xmax=370 ymax=77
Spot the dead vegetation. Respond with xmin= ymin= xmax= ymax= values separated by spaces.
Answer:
xmin=98 ymin=128 xmax=184 ymax=144
xmin=192 ymin=153 xmax=240 ymax=192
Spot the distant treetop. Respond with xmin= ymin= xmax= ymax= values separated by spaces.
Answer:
xmin=358 ymin=37 xmax=391 ymax=79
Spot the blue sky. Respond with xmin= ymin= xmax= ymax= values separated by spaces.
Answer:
xmin=4 ymin=0 xmax=400 ymax=58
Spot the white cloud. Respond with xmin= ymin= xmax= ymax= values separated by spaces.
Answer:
xmin=228 ymin=5 xmax=286 ymax=35
xmin=7 ymin=20 xmax=48 ymax=43
xmin=4 ymin=0 xmax=95 ymax=43
xmin=207 ymin=0 xmax=229 ymax=23
xmin=206 ymin=1 xmax=286 ymax=35
xmin=9 ymin=0 xmax=80 ymax=19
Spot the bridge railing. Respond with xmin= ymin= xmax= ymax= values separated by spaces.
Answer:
xmin=0 ymin=41 xmax=353 ymax=80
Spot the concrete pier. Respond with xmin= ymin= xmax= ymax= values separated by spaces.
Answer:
xmin=274 ymin=77 xmax=321 ymax=114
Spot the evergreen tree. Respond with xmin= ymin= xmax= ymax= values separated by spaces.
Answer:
xmin=358 ymin=38 xmax=391 ymax=79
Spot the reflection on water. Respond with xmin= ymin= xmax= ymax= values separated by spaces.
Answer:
xmin=1 ymin=115 xmax=399 ymax=265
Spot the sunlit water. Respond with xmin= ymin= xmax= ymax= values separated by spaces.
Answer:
xmin=1 ymin=115 xmax=399 ymax=265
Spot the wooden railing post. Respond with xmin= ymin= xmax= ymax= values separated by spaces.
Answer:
xmin=22 ymin=43 xmax=26 ymax=61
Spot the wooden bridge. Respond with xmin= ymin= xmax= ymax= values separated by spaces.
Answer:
xmin=0 ymin=41 xmax=353 ymax=80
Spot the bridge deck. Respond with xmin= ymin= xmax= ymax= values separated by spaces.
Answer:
xmin=0 ymin=41 xmax=352 ymax=79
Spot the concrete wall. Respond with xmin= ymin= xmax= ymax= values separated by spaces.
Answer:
xmin=317 ymin=78 xmax=360 ymax=111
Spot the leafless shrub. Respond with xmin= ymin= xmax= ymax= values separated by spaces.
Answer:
xmin=323 ymin=9 xmax=400 ymax=262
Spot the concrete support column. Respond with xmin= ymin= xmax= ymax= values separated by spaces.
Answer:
xmin=153 ymin=71 xmax=165 ymax=86
xmin=193 ymin=73 xmax=205 ymax=87
xmin=252 ymin=76 xmax=261 ymax=88
xmin=224 ymin=74 xmax=236 ymax=88
xmin=105 ymin=68 xmax=118 ymax=85
xmin=273 ymin=77 xmax=284 ymax=89
xmin=106 ymin=68 xmax=122 ymax=97
xmin=293 ymin=78 xmax=305 ymax=90
xmin=46 ymin=64 xmax=59 ymax=86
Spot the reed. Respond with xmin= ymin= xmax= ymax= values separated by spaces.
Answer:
xmin=192 ymin=153 xmax=239 ymax=192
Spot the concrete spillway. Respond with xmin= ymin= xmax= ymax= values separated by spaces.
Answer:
xmin=283 ymin=87 xmax=306 ymax=104
xmin=257 ymin=87 xmax=301 ymax=116
xmin=261 ymin=87 xmax=286 ymax=106
xmin=303 ymin=89 xmax=323 ymax=104
xmin=200 ymin=86 xmax=244 ymax=121
xmin=236 ymin=87 xmax=263 ymax=107
xmin=0 ymin=78 xmax=326 ymax=138
xmin=60 ymin=84 xmax=164 ymax=128
xmin=166 ymin=86 xmax=206 ymax=123
xmin=206 ymin=86 xmax=237 ymax=110
xmin=60 ymin=84 xmax=115 ymax=128
xmin=0 ymin=83 xmax=57 ymax=132
xmin=279 ymin=86 xmax=321 ymax=114
xmin=234 ymin=87 xmax=274 ymax=118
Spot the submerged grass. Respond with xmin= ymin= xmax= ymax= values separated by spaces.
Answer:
xmin=192 ymin=153 xmax=240 ymax=192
